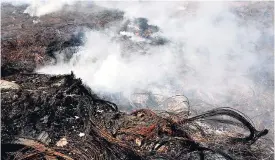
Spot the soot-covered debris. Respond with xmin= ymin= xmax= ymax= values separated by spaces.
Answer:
xmin=1 ymin=2 xmax=273 ymax=160
xmin=1 ymin=3 xmax=166 ymax=77
xmin=1 ymin=3 xmax=124 ymax=76
xmin=1 ymin=72 xmax=272 ymax=160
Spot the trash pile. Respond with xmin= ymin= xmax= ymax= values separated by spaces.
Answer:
xmin=1 ymin=3 xmax=124 ymax=77
xmin=1 ymin=72 xmax=272 ymax=160
xmin=1 ymin=2 xmax=273 ymax=160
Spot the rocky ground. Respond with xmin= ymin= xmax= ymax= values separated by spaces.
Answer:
xmin=1 ymin=2 xmax=274 ymax=160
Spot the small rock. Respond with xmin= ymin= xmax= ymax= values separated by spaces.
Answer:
xmin=0 ymin=80 xmax=20 ymax=90
xmin=56 ymin=137 xmax=68 ymax=147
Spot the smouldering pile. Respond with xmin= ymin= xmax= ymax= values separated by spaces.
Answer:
xmin=1 ymin=73 xmax=272 ymax=160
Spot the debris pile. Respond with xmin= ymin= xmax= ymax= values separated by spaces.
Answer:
xmin=1 ymin=72 xmax=272 ymax=160
xmin=1 ymin=3 xmax=124 ymax=76
xmin=1 ymin=2 xmax=273 ymax=160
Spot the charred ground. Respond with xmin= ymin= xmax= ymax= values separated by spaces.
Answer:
xmin=1 ymin=2 xmax=274 ymax=160
xmin=1 ymin=72 xmax=272 ymax=160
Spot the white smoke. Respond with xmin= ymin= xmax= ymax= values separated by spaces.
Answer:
xmin=38 ymin=2 xmax=272 ymax=100
xmin=23 ymin=0 xmax=76 ymax=16
xmin=38 ymin=30 xmax=180 ymax=96
xmin=4 ymin=1 xmax=273 ymax=129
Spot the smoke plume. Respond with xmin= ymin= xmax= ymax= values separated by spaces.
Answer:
xmin=4 ymin=1 xmax=274 ymax=131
